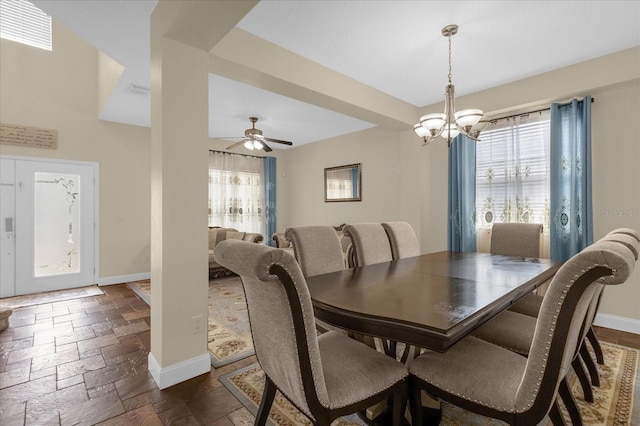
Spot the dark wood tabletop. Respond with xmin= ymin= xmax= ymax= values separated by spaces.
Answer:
xmin=306 ymin=251 xmax=562 ymax=352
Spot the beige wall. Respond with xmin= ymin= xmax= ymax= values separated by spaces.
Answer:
xmin=2 ymin=19 xmax=638 ymax=328
xmin=0 ymin=22 xmax=152 ymax=280
xmin=281 ymin=48 xmax=640 ymax=323
xmin=410 ymin=49 xmax=640 ymax=322
xmin=283 ymin=126 xmax=402 ymax=228
xmin=590 ymin=79 xmax=640 ymax=321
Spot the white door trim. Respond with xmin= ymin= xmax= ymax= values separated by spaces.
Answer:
xmin=0 ymin=155 xmax=99 ymax=295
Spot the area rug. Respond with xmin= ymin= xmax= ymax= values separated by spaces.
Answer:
xmin=127 ymin=276 xmax=254 ymax=368
xmin=0 ymin=285 xmax=104 ymax=309
xmin=220 ymin=342 xmax=638 ymax=426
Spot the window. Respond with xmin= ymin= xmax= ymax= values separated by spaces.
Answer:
xmin=208 ymin=151 xmax=265 ymax=235
xmin=476 ymin=111 xmax=551 ymax=233
xmin=0 ymin=0 xmax=52 ymax=51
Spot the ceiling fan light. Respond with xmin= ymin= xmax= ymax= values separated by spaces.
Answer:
xmin=244 ymin=140 xmax=254 ymax=150
xmin=253 ymin=140 xmax=264 ymax=150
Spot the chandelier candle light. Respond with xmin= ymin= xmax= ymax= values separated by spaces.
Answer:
xmin=414 ymin=24 xmax=487 ymax=147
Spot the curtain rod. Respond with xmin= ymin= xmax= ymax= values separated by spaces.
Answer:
xmin=488 ymin=97 xmax=595 ymax=123
xmin=209 ymin=149 xmax=272 ymax=160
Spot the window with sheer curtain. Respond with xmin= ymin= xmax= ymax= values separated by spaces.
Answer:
xmin=326 ymin=168 xmax=354 ymax=199
xmin=208 ymin=151 xmax=265 ymax=235
xmin=475 ymin=111 xmax=551 ymax=255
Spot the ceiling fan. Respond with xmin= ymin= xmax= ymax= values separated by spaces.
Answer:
xmin=217 ymin=117 xmax=293 ymax=152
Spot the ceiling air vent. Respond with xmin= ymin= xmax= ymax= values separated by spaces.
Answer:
xmin=126 ymin=84 xmax=150 ymax=96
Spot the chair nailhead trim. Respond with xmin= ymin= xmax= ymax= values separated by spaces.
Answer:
xmin=519 ymin=262 xmax=612 ymax=411
xmin=269 ymin=261 xmax=407 ymax=410
xmin=418 ymin=260 xmax=616 ymax=414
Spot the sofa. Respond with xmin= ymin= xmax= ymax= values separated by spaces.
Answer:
xmin=209 ymin=227 xmax=264 ymax=278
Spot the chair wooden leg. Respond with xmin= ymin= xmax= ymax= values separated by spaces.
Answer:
xmin=572 ymin=358 xmax=594 ymax=403
xmin=548 ymin=399 xmax=567 ymax=426
xmin=580 ymin=342 xmax=600 ymax=387
xmin=256 ymin=375 xmax=277 ymax=426
xmin=559 ymin=377 xmax=583 ymax=426
xmin=409 ymin=382 xmax=423 ymax=426
xmin=587 ymin=327 xmax=605 ymax=365
xmin=392 ymin=389 xmax=408 ymax=426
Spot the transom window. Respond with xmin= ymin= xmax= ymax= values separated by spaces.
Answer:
xmin=0 ymin=0 xmax=52 ymax=51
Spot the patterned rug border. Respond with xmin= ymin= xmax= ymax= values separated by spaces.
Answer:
xmin=220 ymin=342 xmax=639 ymax=426
xmin=219 ymin=362 xmax=365 ymax=426
xmin=127 ymin=277 xmax=255 ymax=368
xmin=634 ymin=347 xmax=639 ymax=426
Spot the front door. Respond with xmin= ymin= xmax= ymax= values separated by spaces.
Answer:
xmin=0 ymin=157 xmax=97 ymax=296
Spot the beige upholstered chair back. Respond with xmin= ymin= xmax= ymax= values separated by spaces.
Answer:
xmin=344 ymin=223 xmax=393 ymax=266
xmin=515 ymin=240 xmax=635 ymax=413
xmin=381 ymin=222 xmax=420 ymax=260
xmin=607 ymin=227 xmax=640 ymax=242
xmin=285 ymin=226 xmax=345 ymax=277
xmin=578 ymin=232 xmax=639 ymax=350
xmin=490 ymin=223 xmax=543 ymax=258
xmin=600 ymin=233 xmax=639 ymax=260
xmin=213 ymin=240 xmax=330 ymax=417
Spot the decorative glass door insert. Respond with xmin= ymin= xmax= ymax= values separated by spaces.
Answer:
xmin=34 ymin=172 xmax=81 ymax=276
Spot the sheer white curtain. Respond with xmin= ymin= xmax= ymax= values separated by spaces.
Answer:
xmin=208 ymin=151 xmax=265 ymax=235
xmin=476 ymin=111 xmax=551 ymax=258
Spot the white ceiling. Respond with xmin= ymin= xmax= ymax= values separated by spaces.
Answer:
xmin=32 ymin=0 xmax=640 ymax=148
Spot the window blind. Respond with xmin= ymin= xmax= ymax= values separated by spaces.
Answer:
xmin=0 ymin=0 xmax=52 ymax=51
xmin=476 ymin=111 xmax=551 ymax=231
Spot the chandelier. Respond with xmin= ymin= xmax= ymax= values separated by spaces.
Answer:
xmin=414 ymin=24 xmax=487 ymax=147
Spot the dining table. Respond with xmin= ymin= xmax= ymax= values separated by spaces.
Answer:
xmin=306 ymin=250 xmax=562 ymax=353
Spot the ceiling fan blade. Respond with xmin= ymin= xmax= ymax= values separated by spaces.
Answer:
xmin=213 ymin=136 xmax=244 ymax=140
xmin=261 ymin=141 xmax=273 ymax=152
xmin=226 ymin=141 xmax=245 ymax=150
xmin=264 ymin=137 xmax=293 ymax=146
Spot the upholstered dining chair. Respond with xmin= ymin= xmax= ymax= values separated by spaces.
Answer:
xmin=343 ymin=223 xmax=393 ymax=267
xmin=490 ymin=223 xmax=546 ymax=317
xmin=381 ymin=222 xmax=420 ymax=260
xmin=285 ymin=225 xmax=349 ymax=334
xmin=490 ymin=222 xmax=543 ymax=258
xmin=285 ymin=226 xmax=345 ymax=277
xmin=471 ymin=235 xmax=639 ymax=425
xmin=408 ymin=239 xmax=636 ymax=426
xmin=508 ymin=230 xmax=640 ymax=364
xmin=213 ymin=240 xmax=408 ymax=426
xmin=510 ymin=228 xmax=640 ymax=318
xmin=343 ymin=223 xmax=399 ymax=355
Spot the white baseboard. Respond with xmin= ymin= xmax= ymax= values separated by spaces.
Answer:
xmin=148 ymin=352 xmax=211 ymax=390
xmin=98 ymin=272 xmax=150 ymax=286
xmin=594 ymin=313 xmax=640 ymax=335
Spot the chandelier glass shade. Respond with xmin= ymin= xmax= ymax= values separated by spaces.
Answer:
xmin=414 ymin=25 xmax=487 ymax=147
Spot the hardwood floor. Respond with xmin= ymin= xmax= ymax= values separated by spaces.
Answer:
xmin=1 ymin=284 xmax=638 ymax=425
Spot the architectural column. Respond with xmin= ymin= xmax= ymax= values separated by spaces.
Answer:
xmin=148 ymin=0 xmax=258 ymax=390
xmin=148 ymin=26 xmax=210 ymax=390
